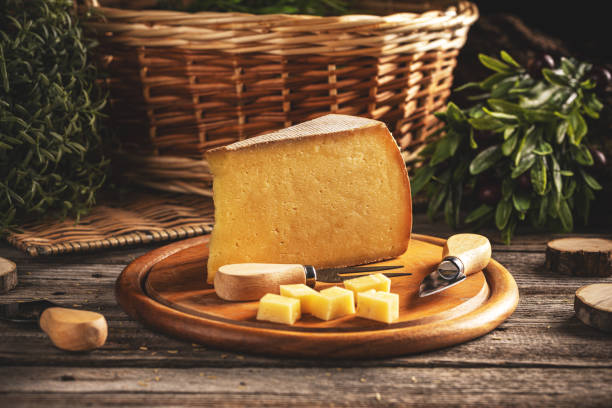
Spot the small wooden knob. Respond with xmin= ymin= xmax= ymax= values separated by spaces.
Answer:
xmin=574 ymin=284 xmax=612 ymax=333
xmin=39 ymin=307 xmax=108 ymax=351
xmin=442 ymin=234 xmax=491 ymax=277
xmin=214 ymin=263 xmax=306 ymax=301
xmin=546 ymin=238 xmax=612 ymax=277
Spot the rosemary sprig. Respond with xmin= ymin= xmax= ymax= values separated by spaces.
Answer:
xmin=0 ymin=0 xmax=109 ymax=234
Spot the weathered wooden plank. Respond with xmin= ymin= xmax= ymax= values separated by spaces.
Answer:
xmin=0 ymin=249 xmax=610 ymax=369
xmin=1 ymin=222 xmax=611 ymax=408
xmin=0 ymin=243 xmax=166 ymax=265
xmin=4 ymin=251 xmax=610 ymax=293
xmin=1 ymin=233 xmax=607 ymax=276
xmin=1 ymin=307 xmax=610 ymax=369
xmin=1 ymin=366 xmax=611 ymax=407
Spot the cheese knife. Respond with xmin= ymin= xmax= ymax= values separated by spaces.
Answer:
xmin=214 ymin=263 xmax=410 ymax=301
xmin=0 ymin=300 xmax=108 ymax=351
xmin=419 ymin=233 xmax=492 ymax=297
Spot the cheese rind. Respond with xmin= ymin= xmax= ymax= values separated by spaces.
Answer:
xmin=356 ymin=289 xmax=399 ymax=324
xmin=205 ymin=114 xmax=412 ymax=283
xmin=279 ymin=284 xmax=320 ymax=314
xmin=256 ymin=294 xmax=301 ymax=325
xmin=343 ymin=273 xmax=391 ymax=298
xmin=310 ymin=286 xmax=355 ymax=321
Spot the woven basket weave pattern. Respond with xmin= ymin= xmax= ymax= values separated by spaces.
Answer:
xmin=8 ymin=193 xmax=214 ymax=256
xmin=87 ymin=2 xmax=478 ymax=195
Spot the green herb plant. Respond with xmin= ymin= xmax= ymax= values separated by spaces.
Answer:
xmin=158 ymin=0 xmax=348 ymax=15
xmin=0 ymin=0 xmax=109 ymax=234
xmin=411 ymin=51 xmax=604 ymax=243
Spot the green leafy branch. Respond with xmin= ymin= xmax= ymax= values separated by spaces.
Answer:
xmin=157 ymin=0 xmax=348 ymax=15
xmin=0 ymin=0 xmax=109 ymax=234
xmin=411 ymin=51 xmax=605 ymax=243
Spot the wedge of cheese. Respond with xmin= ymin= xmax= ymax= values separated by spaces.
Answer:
xmin=343 ymin=273 xmax=391 ymax=298
xmin=356 ymin=289 xmax=399 ymax=324
xmin=205 ymin=114 xmax=412 ymax=283
xmin=256 ymin=293 xmax=301 ymax=325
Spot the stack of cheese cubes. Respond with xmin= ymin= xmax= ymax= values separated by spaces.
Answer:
xmin=256 ymin=273 xmax=400 ymax=325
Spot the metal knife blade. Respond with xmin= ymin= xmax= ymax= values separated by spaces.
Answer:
xmin=418 ymin=269 xmax=466 ymax=297
xmin=314 ymin=265 xmax=411 ymax=283
xmin=0 ymin=300 xmax=59 ymax=323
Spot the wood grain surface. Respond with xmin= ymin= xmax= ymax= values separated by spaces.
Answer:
xmin=546 ymin=238 xmax=612 ymax=277
xmin=574 ymin=284 xmax=612 ymax=333
xmin=1 ymin=215 xmax=611 ymax=407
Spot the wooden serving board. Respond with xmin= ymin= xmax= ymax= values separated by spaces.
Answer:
xmin=116 ymin=234 xmax=519 ymax=358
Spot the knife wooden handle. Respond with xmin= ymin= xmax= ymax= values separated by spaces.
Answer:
xmin=39 ymin=307 xmax=108 ymax=351
xmin=214 ymin=263 xmax=306 ymax=301
xmin=442 ymin=234 xmax=491 ymax=277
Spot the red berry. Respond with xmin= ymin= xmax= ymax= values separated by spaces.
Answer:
xmin=518 ymin=172 xmax=531 ymax=190
xmin=527 ymin=54 xmax=555 ymax=79
xmin=477 ymin=182 xmax=501 ymax=205
xmin=589 ymin=66 xmax=611 ymax=94
xmin=474 ymin=130 xmax=498 ymax=148
xmin=590 ymin=148 xmax=607 ymax=169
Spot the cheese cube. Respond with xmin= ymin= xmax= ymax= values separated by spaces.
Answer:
xmin=311 ymin=286 xmax=355 ymax=321
xmin=279 ymin=284 xmax=320 ymax=314
xmin=205 ymin=114 xmax=412 ymax=283
xmin=256 ymin=294 xmax=301 ymax=325
xmin=356 ymin=290 xmax=399 ymax=323
xmin=343 ymin=273 xmax=391 ymax=298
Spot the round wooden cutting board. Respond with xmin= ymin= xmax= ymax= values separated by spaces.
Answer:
xmin=116 ymin=234 xmax=519 ymax=358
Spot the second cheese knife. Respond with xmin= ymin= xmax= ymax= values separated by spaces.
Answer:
xmin=214 ymin=263 xmax=410 ymax=301
xmin=418 ymin=233 xmax=492 ymax=297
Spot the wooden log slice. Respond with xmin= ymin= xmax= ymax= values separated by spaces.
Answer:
xmin=0 ymin=257 xmax=18 ymax=293
xmin=546 ymin=238 xmax=612 ymax=277
xmin=574 ymin=284 xmax=612 ymax=333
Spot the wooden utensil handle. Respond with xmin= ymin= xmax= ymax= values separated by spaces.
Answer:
xmin=443 ymin=234 xmax=491 ymax=277
xmin=39 ymin=307 xmax=107 ymax=352
xmin=214 ymin=263 xmax=306 ymax=301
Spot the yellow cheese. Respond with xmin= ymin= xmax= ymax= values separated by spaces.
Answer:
xmin=279 ymin=284 xmax=320 ymax=314
xmin=256 ymin=293 xmax=301 ymax=325
xmin=205 ymin=114 xmax=412 ymax=283
xmin=356 ymin=289 xmax=399 ymax=324
xmin=343 ymin=273 xmax=391 ymax=297
xmin=311 ymin=286 xmax=355 ymax=321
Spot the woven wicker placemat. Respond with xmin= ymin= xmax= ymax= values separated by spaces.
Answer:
xmin=7 ymin=192 xmax=214 ymax=256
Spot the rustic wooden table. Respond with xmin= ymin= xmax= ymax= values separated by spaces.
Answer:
xmin=1 ymin=214 xmax=610 ymax=407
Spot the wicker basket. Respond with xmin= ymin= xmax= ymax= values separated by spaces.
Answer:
xmin=84 ymin=1 xmax=478 ymax=195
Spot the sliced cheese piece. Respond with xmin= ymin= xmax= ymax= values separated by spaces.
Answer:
xmin=256 ymin=293 xmax=301 ymax=325
xmin=205 ymin=114 xmax=412 ymax=283
xmin=343 ymin=273 xmax=391 ymax=298
xmin=280 ymin=284 xmax=319 ymax=314
xmin=356 ymin=289 xmax=399 ymax=324
xmin=311 ymin=286 xmax=355 ymax=321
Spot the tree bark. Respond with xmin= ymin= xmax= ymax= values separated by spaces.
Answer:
xmin=575 ymin=284 xmax=612 ymax=333
xmin=546 ymin=238 xmax=612 ymax=277
xmin=0 ymin=257 xmax=17 ymax=293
